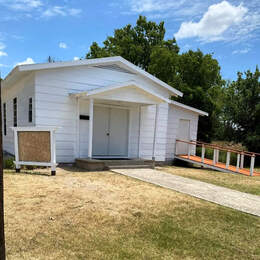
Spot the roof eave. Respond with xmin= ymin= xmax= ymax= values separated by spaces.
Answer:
xmin=4 ymin=56 xmax=183 ymax=97
xmin=170 ymin=101 xmax=208 ymax=116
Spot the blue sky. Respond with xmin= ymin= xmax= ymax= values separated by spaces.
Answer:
xmin=0 ymin=0 xmax=260 ymax=80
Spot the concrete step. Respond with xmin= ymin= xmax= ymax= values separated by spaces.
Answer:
xmin=103 ymin=159 xmax=151 ymax=166
xmin=108 ymin=165 xmax=153 ymax=170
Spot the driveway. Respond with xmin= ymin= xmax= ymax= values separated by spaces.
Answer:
xmin=112 ymin=168 xmax=260 ymax=217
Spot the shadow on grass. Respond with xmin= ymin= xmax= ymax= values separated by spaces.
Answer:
xmin=4 ymin=170 xmax=51 ymax=177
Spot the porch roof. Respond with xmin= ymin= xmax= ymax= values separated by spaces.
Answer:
xmin=69 ymin=80 xmax=171 ymax=104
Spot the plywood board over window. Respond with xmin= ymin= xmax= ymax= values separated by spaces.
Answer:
xmin=12 ymin=127 xmax=58 ymax=176
xmin=18 ymin=131 xmax=51 ymax=162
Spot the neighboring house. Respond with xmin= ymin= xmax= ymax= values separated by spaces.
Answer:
xmin=2 ymin=56 xmax=208 ymax=163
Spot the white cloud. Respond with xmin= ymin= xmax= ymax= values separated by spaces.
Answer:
xmin=232 ymin=48 xmax=250 ymax=55
xmin=0 ymin=1 xmax=82 ymax=21
xmin=129 ymin=0 xmax=180 ymax=12
xmin=174 ymin=1 xmax=248 ymax=42
xmin=68 ymin=8 xmax=82 ymax=16
xmin=0 ymin=63 xmax=9 ymax=68
xmin=3 ymin=0 xmax=42 ymax=11
xmin=122 ymin=0 xmax=209 ymax=19
xmin=59 ymin=42 xmax=67 ymax=49
xmin=0 ymin=51 xmax=7 ymax=57
xmin=42 ymin=6 xmax=82 ymax=17
xmin=0 ymin=42 xmax=6 ymax=50
xmin=15 ymin=57 xmax=35 ymax=66
xmin=73 ymin=56 xmax=80 ymax=61
xmin=0 ymin=42 xmax=7 ymax=57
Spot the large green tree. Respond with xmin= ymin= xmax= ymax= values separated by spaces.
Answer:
xmin=176 ymin=50 xmax=224 ymax=141
xmin=86 ymin=16 xmax=224 ymax=142
xmin=86 ymin=16 xmax=179 ymax=70
xmin=222 ymin=67 xmax=260 ymax=153
xmin=148 ymin=49 xmax=224 ymax=141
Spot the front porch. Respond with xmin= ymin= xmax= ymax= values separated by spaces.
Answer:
xmin=70 ymin=81 xmax=173 ymax=162
xmin=75 ymin=158 xmax=170 ymax=171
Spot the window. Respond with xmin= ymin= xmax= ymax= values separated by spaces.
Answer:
xmin=3 ymin=103 xmax=6 ymax=136
xmin=13 ymin=98 xmax=17 ymax=127
xmin=28 ymin=97 xmax=32 ymax=123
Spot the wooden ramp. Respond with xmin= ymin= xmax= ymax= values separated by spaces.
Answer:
xmin=176 ymin=155 xmax=260 ymax=176
xmin=175 ymin=140 xmax=260 ymax=177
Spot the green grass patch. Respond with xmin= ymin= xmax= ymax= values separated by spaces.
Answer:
xmin=163 ymin=166 xmax=260 ymax=196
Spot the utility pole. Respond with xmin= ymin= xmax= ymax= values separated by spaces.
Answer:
xmin=0 ymin=76 xmax=6 ymax=259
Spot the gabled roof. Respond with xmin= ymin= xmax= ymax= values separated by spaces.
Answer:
xmin=170 ymin=100 xmax=208 ymax=116
xmin=70 ymin=80 xmax=171 ymax=104
xmin=3 ymin=56 xmax=183 ymax=97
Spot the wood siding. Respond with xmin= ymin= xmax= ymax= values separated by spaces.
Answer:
xmin=2 ymin=64 xmax=200 ymax=163
xmin=2 ymin=73 xmax=35 ymax=155
xmin=166 ymin=104 xmax=199 ymax=160
xmin=34 ymin=66 xmax=171 ymax=162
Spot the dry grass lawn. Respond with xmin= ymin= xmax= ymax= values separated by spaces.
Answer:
xmin=4 ymin=167 xmax=260 ymax=259
xmin=160 ymin=165 xmax=260 ymax=196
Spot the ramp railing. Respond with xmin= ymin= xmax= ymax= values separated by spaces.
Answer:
xmin=175 ymin=139 xmax=260 ymax=176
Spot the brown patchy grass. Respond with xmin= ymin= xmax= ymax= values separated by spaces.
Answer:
xmin=160 ymin=165 xmax=260 ymax=195
xmin=4 ymin=167 xmax=260 ymax=259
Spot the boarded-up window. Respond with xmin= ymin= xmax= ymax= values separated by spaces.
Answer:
xmin=28 ymin=97 xmax=32 ymax=123
xmin=18 ymin=131 xmax=51 ymax=162
xmin=3 ymin=103 xmax=6 ymax=136
xmin=13 ymin=97 xmax=17 ymax=127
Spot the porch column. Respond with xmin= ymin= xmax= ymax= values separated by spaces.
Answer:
xmin=88 ymin=98 xmax=94 ymax=158
xmin=137 ymin=105 xmax=142 ymax=158
xmin=152 ymin=104 xmax=159 ymax=162
xmin=76 ymin=97 xmax=80 ymax=158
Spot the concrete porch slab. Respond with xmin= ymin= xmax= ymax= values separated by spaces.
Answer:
xmin=75 ymin=158 xmax=172 ymax=171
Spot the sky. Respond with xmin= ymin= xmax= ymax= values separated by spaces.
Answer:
xmin=0 ymin=0 xmax=260 ymax=80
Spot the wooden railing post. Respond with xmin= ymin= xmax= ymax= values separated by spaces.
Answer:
xmin=236 ymin=153 xmax=240 ymax=172
xmin=175 ymin=140 xmax=178 ymax=155
xmin=226 ymin=151 xmax=230 ymax=169
xmin=201 ymin=145 xmax=205 ymax=163
xmin=240 ymin=153 xmax=244 ymax=169
xmin=216 ymin=149 xmax=219 ymax=164
xmin=250 ymin=154 xmax=255 ymax=176
xmin=213 ymin=149 xmax=216 ymax=166
xmin=188 ymin=143 xmax=191 ymax=159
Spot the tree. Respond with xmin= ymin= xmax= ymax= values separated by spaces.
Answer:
xmin=223 ymin=67 xmax=260 ymax=154
xmin=173 ymin=50 xmax=224 ymax=141
xmin=86 ymin=16 xmax=179 ymax=70
xmin=86 ymin=17 xmax=224 ymax=142
xmin=0 ymin=77 xmax=6 ymax=259
xmin=47 ymin=56 xmax=56 ymax=63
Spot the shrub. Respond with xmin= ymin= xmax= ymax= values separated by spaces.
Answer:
xmin=4 ymin=158 xmax=15 ymax=169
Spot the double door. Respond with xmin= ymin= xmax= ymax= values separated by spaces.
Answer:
xmin=93 ymin=106 xmax=129 ymax=157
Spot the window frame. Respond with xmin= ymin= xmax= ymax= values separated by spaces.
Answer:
xmin=13 ymin=97 xmax=17 ymax=127
xmin=28 ymin=97 xmax=33 ymax=123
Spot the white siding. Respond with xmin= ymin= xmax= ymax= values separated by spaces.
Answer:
xmin=166 ymin=104 xmax=199 ymax=160
xmin=2 ymin=73 xmax=35 ymax=155
xmin=139 ymin=103 xmax=169 ymax=161
xmin=34 ymin=66 xmax=171 ymax=163
xmin=3 ymin=64 xmax=201 ymax=163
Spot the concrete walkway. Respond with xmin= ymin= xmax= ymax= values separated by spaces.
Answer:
xmin=112 ymin=168 xmax=260 ymax=217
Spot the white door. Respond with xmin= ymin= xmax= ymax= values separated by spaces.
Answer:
xmin=176 ymin=119 xmax=190 ymax=155
xmin=109 ymin=108 xmax=129 ymax=156
xmin=92 ymin=106 xmax=110 ymax=156
xmin=93 ymin=106 xmax=129 ymax=157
